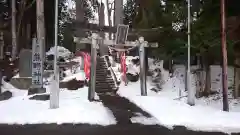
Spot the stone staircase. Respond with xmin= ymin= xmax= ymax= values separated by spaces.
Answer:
xmin=96 ymin=56 xmax=118 ymax=93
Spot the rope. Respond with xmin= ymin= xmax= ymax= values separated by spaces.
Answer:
xmin=108 ymin=45 xmax=138 ymax=52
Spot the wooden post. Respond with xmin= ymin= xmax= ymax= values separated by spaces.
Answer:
xmin=88 ymin=33 xmax=98 ymax=101
xmin=139 ymin=37 xmax=147 ymax=96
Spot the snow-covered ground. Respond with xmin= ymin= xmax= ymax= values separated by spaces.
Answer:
xmin=117 ymin=57 xmax=240 ymax=133
xmin=118 ymin=83 xmax=240 ymax=133
xmin=1 ymin=52 xmax=240 ymax=133
xmin=0 ymin=71 xmax=116 ymax=126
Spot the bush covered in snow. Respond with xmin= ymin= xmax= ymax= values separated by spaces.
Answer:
xmin=46 ymin=46 xmax=72 ymax=58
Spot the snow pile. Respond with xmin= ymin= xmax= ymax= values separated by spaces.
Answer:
xmin=46 ymin=46 xmax=72 ymax=58
xmin=125 ymin=56 xmax=140 ymax=75
xmin=61 ymin=69 xmax=85 ymax=82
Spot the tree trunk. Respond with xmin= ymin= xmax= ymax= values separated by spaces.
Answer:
xmin=204 ymin=64 xmax=211 ymax=95
xmin=12 ymin=0 xmax=17 ymax=60
xmin=196 ymin=55 xmax=204 ymax=97
xmin=200 ymin=57 xmax=205 ymax=95
xmin=169 ymin=58 xmax=173 ymax=76
xmin=0 ymin=31 xmax=4 ymax=93
xmin=106 ymin=0 xmax=113 ymax=40
xmin=114 ymin=0 xmax=123 ymax=26
xmin=234 ymin=58 xmax=240 ymax=98
xmin=98 ymin=2 xmax=108 ymax=56
xmin=114 ymin=0 xmax=123 ymax=61
xmin=203 ymin=53 xmax=211 ymax=96
xmin=36 ymin=0 xmax=45 ymax=61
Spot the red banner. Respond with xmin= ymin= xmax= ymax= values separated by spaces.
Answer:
xmin=121 ymin=52 xmax=127 ymax=85
xmin=75 ymin=51 xmax=91 ymax=80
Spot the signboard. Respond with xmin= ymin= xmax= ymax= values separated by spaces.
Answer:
xmin=115 ymin=24 xmax=129 ymax=45
xmin=32 ymin=38 xmax=43 ymax=88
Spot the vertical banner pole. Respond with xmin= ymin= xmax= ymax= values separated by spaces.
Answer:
xmin=50 ymin=0 xmax=59 ymax=109
xmin=187 ymin=0 xmax=195 ymax=106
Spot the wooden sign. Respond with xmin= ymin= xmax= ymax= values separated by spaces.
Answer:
xmin=115 ymin=24 xmax=129 ymax=45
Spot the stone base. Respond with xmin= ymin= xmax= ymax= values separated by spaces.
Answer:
xmin=10 ymin=78 xmax=32 ymax=90
xmin=28 ymin=87 xmax=46 ymax=95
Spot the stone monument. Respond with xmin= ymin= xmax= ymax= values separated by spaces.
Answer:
xmin=28 ymin=38 xmax=46 ymax=95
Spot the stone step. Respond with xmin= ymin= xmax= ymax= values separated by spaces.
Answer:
xmin=96 ymin=68 xmax=109 ymax=71
xmin=96 ymin=68 xmax=108 ymax=71
xmin=96 ymin=66 xmax=108 ymax=69
xmin=96 ymin=74 xmax=111 ymax=78
xmin=96 ymin=72 xmax=108 ymax=75
xmin=95 ymin=88 xmax=117 ymax=93
xmin=96 ymin=78 xmax=113 ymax=81
xmin=96 ymin=73 xmax=112 ymax=76
xmin=96 ymin=79 xmax=115 ymax=83
xmin=96 ymin=82 xmax=116 ymax=86
xmin=96 ymin=83 xmax=116 ymax=87
xmin=96 ymin=85 xmax=116 ymax=88
xmin=96 ymin=70 xmax=111 ymax=74
xmin=96 ymin=61 xmax=106 ymax=64
xmin=95 ymin=57 xmax=118 ymax=94
xmin=97 ymin=61 xmax=105 ymax=64
xmin=96 ymin=83 xmax=115 ymax=87
xmin=96 ymin=78 xmax=115 ymax=81
xmin=96 ymin=72 xmax=109 ymax=75
xmin=90 ymin=80 xmax=115 ymax=84
xmin=96 ymin=77 xmax=113 ymax=79
xmin=96 ymin=87 xmax=117 ymax=91
xmin=97 ymin=59 xmax=105 ymax=61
